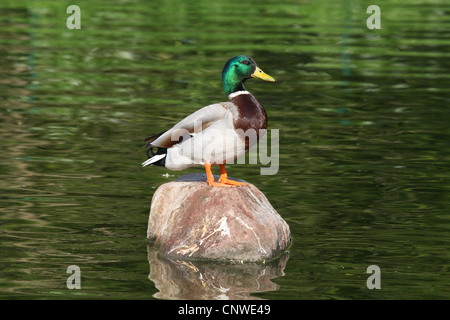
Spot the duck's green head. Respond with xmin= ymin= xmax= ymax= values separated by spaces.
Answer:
xmin=222 ymin=55 xmax=275 ymax=95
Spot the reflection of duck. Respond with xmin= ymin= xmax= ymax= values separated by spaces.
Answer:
xmin=147 ymin=245 xmax=289 ymax=300
xmin=142 ymin=55 xmax=275 ymax=187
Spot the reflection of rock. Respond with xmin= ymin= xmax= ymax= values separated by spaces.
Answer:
xmin=147 ymin=244 xmax=290 ymax=300
xmin=147 ymin=174 xmax=291 ymax=262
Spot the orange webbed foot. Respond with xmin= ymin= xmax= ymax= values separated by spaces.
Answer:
xmin=206 ymin=180 xmax=233 ymax=188
xmin=217 ymin=164 xmax=247 ymax=187
xmin=218 ymin=176 xmax=247 ymax=187
xmin=204 ymin=163 xmax=247 ymax=188
xmin=204 ymin=162 xmax=232 ymax=188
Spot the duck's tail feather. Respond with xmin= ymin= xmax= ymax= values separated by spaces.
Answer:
xmin=143 ymin=130 xmax=167 ymax=148
xmin=142 ymin=147 xmax=167 ymax=167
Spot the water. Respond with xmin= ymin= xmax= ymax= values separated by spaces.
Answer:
xmin=1 ymin=0 xmax=449 ymax=299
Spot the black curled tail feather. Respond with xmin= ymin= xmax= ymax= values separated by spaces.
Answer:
xmin=145 ymin=146 xmax=167 ymax=167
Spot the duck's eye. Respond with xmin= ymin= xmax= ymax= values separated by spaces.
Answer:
xmin=240 ymin=60 xmax=250 ymax=65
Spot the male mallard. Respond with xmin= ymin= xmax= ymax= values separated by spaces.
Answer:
xmin=142 ymin=55 xmax=275 ymax=187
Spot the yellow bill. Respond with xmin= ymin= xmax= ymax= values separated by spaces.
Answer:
xmin=251 ymin=66 xmax=276 ymax=82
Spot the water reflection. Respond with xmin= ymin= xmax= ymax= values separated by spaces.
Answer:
xmin=147 ymin=245 xmax=289 ymax=300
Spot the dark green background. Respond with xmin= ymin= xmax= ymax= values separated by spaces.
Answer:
xmin=0 ymin=0 xmax=449 ymax=299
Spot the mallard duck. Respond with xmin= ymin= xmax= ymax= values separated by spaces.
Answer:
xmin=142 ymin=55 xmax=275 ymax=187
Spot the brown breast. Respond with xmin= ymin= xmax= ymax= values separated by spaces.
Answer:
xmin=229 ymin=92 xmax=268 ymax=149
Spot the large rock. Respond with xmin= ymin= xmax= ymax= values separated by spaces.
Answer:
xmin=147 ymin=173 xmax=291 ymax=262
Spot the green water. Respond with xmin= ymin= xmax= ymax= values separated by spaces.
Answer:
xmin=1 ymin=0 xmax=449 ymax=299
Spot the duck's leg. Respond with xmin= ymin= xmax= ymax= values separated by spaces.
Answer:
xmin=205 ymin=162 xmax=231 ymax=187
xmin=218 ymin=164 xmax=247 ymax=187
